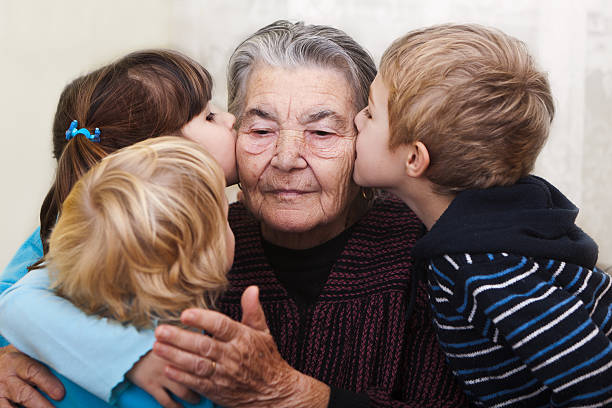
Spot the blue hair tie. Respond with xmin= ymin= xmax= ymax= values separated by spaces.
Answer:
xmin=65 ymin=120 xmax=101 ymax=143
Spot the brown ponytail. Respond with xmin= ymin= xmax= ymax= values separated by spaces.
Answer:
xmin=38 ymin=137 xmax=109 ymax=254
xmin=36 ymin=49 xmax=213 ymax=256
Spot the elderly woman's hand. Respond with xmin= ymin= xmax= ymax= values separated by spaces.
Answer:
xmin=153 ymin=286 xmax=330 ymax=408
xmin=0 ymin=345 xmax=64 ymax=408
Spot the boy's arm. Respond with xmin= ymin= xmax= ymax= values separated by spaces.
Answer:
xmin=440 ymin=253 xmax=612 ymax=405
xmin=0 ymin=268 xmax=155 ymax=401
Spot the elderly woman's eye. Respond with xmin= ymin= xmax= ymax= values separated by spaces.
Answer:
xmin=305 ymin=129 xmax=340 ymax=158
xmin=363 ymin=108 xmax=372 ymax=119
xmin=206 ymin=112 xmax=216 ymax=121
xmin=241 ymin=128 xmax=276 ymax=154
xmin=252 ymin=129 xmax=274 ymax=136
xmin=313 ymin=130 xmax=332 ymax=137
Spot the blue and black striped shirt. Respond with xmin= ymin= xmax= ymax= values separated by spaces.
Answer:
xmin=428 ymin=252 xmax=612 ymax=407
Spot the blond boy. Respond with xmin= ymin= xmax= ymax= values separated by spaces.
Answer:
xmin=47 ymin=136 xmax=233 ymax=329
xmin=354 ymin=24 xmax=612 ymax=406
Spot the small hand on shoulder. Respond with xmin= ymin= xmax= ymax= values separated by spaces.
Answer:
xmin=127 ymin=350 xmax=201 ymax=408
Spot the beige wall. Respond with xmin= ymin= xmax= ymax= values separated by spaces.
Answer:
xmin=0 ymin=0 xmax=172 ymax=268
xmin=2 ymin=0 xmax=611 ymax=270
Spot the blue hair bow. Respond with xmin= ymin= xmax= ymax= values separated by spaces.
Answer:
xmin=65 ymin=120 xmax=101 ymax=142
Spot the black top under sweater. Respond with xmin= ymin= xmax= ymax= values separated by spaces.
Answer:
xmin=262 ymin=227 xmax=369 ymax=407
xmin=262 ymin=227 xmax=353 ymax=307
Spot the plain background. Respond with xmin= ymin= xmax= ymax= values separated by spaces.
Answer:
xmin=1 ymin=0 xmax=611 ymax=270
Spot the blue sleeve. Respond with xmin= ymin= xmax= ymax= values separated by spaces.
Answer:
xmin=0 ymin=228 xmax=44 ymax=346
xmin=0 ymin=228 xmax=43 ymax=294
xmin=43 ymin=367 xmax=217 ymax=408
xmin=0 ymin=269 xmax=155 ymax=401
xmin=43 ymin=368 xmax=111 ymax=408
xmin=115 ymin=384 xmax=217 ymax=408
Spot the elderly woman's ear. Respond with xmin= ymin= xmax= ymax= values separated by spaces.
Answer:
xmin=236 ymin=188 xmax=244 ymax=203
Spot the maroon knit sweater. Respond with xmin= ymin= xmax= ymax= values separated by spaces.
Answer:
xmin=218 ymin=195 xmax=468 ymax=407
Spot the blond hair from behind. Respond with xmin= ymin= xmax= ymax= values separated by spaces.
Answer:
xmin=380 ymin=24 xmax=555 ymax=194
xmin=46 ymin=136 xmax=229 ymax=329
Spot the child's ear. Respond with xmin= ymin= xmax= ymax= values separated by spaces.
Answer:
xmin=404 ymin=141 xmax=430 ymax=178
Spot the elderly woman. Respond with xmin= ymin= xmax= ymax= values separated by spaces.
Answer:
xmin=0 ymin=21 xmax=467 ymax=407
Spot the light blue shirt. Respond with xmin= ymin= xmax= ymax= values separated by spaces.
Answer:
xmin=0 ymin=230 xmax=215 ymax=407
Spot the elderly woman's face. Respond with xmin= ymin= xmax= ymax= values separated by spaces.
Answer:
xmin=236 ymin=66 xmax=359 ymax=246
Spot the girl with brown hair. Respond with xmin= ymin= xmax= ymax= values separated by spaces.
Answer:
xmin=40 ymin=49 xmax=237 ymax=254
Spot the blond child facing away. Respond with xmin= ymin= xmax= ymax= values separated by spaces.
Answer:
xmin=45 ymin=136 xmax=230 ymax=408
xmin=354 ymin=24 xmax=612 ymax=406
xmin=47 ymin=136 xmax=233 ymax=329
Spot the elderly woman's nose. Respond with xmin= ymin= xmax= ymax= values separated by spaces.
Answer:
xmin=270 ymin=130 xmax=307 ymax=171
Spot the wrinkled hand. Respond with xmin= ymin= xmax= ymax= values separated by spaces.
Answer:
xmin=127 ymin=350 xmax=201 ymax=408
xmin=0 ymin=345 xmax=64 ymax=408
xmin=153 ymin=286 xmax=330 ymax=408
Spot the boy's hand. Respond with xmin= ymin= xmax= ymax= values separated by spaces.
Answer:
xmin=127 ymin=350 xmax=200 ymax=408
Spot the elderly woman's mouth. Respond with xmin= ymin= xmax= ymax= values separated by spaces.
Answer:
xmin=268 ymin=189 xmax=313 ymax=199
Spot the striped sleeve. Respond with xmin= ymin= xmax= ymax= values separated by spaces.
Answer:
xmin=431 ymin=253 xmax=612 ymax=406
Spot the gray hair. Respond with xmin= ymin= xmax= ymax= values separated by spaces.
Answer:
xmin=227 ymin=20 xmax=377 ymax=120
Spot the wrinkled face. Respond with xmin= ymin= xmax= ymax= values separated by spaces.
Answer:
xmin=236 ymin=66 xmax=359 ymax=246
xmin=181 ymin=102 xmax=238 ymax=185
xmin=354 ymin=74 xmax=407 ymax=189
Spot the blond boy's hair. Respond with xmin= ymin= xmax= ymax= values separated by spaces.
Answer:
xmin=46 ymin=136 xmax=229 ymax=329
xmin=380 ymin=24 xmax=555 ymax=194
